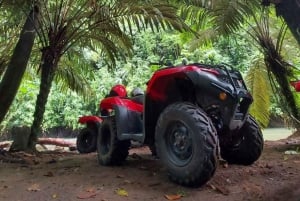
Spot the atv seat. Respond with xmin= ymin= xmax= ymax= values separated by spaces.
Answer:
xmin=130 ymin=94 xmax=144 ymax=104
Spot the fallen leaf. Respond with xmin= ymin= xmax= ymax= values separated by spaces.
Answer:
xmin=115 ymin=189 xmax=128 ymax=197
xmin=207 ymin=183 xmax=229 ymax=195
xmin=148 ymin=182 xmax=161 ymax=187
xmin=215 ymin=185 xmax=230 ymax=195
xmin=20 ymin=152 xmax=35 ymax=157
xmin=46 ymin=159 xmax=57 ymax=164
xmin=265 ymin=163 xmax=273 ymax=169
xmin=123 ymin=180 xmax=132 ymax=184
xmin=284 ymin=150 xmax=299 ymax=155
xmin=27 ymin=183 xmax=40 ymax=192
xmin=44 ymin=171 xmax=54 ymax=177
xmin=164 ymin=194 xmax=182 ymax=200
xmin=76 ymin=191 xmax=97 ymax=199
xmin=52 ymin=194 xmax=57 ymax=199
xmin=208 ymin=183 xmax=216 ymax=190
xmin=139 ymin=166 xmax=147 ymax=170
xmin=177 ymin=190 xmax=187 ymax=197
xmin=131 ymin=153 xmax=142 ymax=159
xmin=85 ymin=187 xmax=96 ymax=193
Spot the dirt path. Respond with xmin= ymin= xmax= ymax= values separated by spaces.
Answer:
xmin=0 ymin=139 xmax=300 ymax=201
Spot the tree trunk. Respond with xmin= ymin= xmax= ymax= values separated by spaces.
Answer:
xmin=1 ymin=138 xmax=75 ymax=150
xmin=0 ymin=6 xmax=39 ymax=123
xmin=28 ymin=48 xmax=59 ymax=151
xmin=273 ymin=0 xmax=300 ymax=128
xmin=275 ymin=0 xmax=300 ymax=45
xmin=38 ymin=138 xmax=75 ymax=148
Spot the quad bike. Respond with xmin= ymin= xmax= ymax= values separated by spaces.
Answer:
xmin=77 ymin=115 xmax=102 ymax=153
xmin=76 ymin=84 xmax=128 ymax=153
xmin=78 ymin=63 xmax=264 ymax=187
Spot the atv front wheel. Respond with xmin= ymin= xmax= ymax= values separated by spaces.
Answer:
xmin=76 ymin=127 xmax=97 ymax=154
xmin=220 ymin=115 xmax=263 ymax=165
xmin=97 ymin=117 xmax=131 ymax=165
xmin=155 ymin=102 xmax=218 ymax=187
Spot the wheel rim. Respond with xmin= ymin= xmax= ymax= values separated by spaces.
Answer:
xmin=100 ymin=125 xmax=111 ymax=154
xmin=165 ymin=121 xmax=193 ymax=166
xmin=81 ymin=132 xmax=93 ymax=149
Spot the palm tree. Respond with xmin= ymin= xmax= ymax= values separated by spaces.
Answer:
xmin=272 ymin=0 xmax=300 ymax=46
xmin=248 ymin=9 xmax=300 ymax=124
xmin=0 ymin=1 xmax=40 ymax=123
xmin=26 ymin=0 xmax=190 ymax=151
xmin=179 ymin=0 xmax=300 ymax=127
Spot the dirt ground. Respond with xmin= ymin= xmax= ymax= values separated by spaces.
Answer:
xmin=1 ymin=137 xmax=300 ymax=201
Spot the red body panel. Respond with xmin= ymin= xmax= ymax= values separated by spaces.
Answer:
xmin=290 ymin=80 xmax=300 ymax=92
xmin=100 ymin=97 xmax=143 ymax=113
xmin=146 ymin=65 xmax=219 ymax=101
xmin=78 ymin=115 xmax=102 ymax=124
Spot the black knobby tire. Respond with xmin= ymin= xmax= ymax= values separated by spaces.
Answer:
xmin=220 ymin=115 xmax=263 ymax=165
xmin=76 ymin=127 xmax=97 ymax=154
xmin=97 ymin=117 xmax=131 ymax=166
xmin=155 ymin=102 xmax=218 ymax=187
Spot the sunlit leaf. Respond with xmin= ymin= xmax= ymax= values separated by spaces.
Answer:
xmin=115 ymin=188 xmax=128 ymax=197
xmin=164 ymin=194 xmax=182 ymax=200
xmin=27 ymin=183 xmax=41 ymax=192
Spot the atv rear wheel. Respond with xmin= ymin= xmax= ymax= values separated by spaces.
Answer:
xmin=220 ymin=115 xmax=263 ymax=165
xmin=76 ymin=127 xmax=97 ymax=154
xmin=97 ymin=117 xmax=131 ymax=165
xmin=155 ymin=102 xmax=218 ymax=187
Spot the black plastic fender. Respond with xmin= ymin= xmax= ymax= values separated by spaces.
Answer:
xmin=114 ymin=105 xmax=145 ymax=143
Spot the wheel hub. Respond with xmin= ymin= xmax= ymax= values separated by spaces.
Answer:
xmin=174 ymin=127 xmax=189 ymax=151
xmin=167 ymin=122 xmax=192 ymax=165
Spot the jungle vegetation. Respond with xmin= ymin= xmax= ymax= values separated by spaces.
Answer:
xmin=1 ymin=0 xmax=300 ymax=150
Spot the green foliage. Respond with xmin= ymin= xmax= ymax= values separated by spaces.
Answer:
xmin=245 ymin=58 xmax=271 ymax=128
xmin=3 ymin=0 xmax=300 ymax=133
xmin=1 ymin=79 xmax=38 ymax=130
xmin=0 ymin=7 xmax=21 ymax=77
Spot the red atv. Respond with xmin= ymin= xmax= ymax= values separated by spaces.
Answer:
xmin=78 ymin=63 xmax=263 ymax=187
xmin=76 ymin=84 xmax=128 ymax=154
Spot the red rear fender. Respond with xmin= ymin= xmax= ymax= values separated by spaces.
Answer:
xmin=78 ymin=116 xmax=103 ymax=125
xmin=100 ymin=97 xmax=143 ymax=113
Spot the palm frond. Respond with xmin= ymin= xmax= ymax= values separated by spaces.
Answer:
xmin=212 ymin=0 xmax=259 ymax=35
xmin=188 ymin=28 xmax=217 ymax=49
xmin=179 ymin=5 xmax=211 ymax=31
xmin=245 ymin=58 xmax=271 ymax=128
xmin=54 ymin=55 xmax=94 ymax=98
xmin=37 ymin=0 xmax=190 ymax=68
xmin=178 ymin=0 xmax=262 ymax=48
xmin=112 ymin=1 xmax=192 ymax=33
xmin=171 ymin=0 xmax=213 ymax=8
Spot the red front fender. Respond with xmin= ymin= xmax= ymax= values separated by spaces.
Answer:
xmin=78 ymin=115 xmax=103 ymax=125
